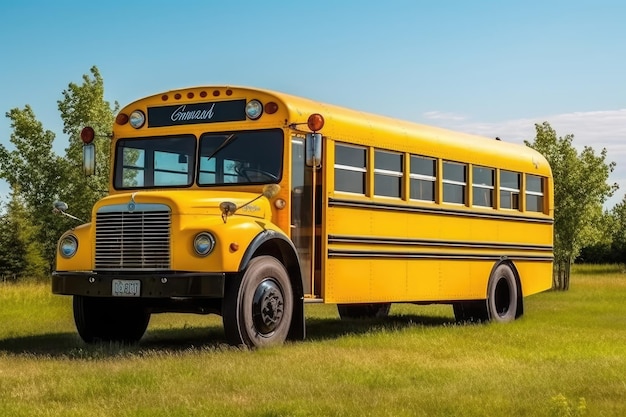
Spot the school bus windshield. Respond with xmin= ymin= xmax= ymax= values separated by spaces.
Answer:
xmin=113 ymin=128 xmax=283 ymax=189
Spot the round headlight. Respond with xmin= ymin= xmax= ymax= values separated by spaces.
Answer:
xmin=129 ymin=110 xmax=146 ymax=128
xmin=193 ymin=232 xmax=216 ymax=256
xmin=245 ymin=100 xmax=263 ymax=120
xmin=60 ymin=235 xmax=78 ymax=258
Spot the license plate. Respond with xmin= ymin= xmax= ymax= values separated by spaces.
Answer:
xmin=112 ymin=279 xmax=141 ymax=297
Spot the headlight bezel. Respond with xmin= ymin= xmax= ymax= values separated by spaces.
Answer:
xmin=193 ymin=232 xmax=216 ymax=256
xmin=129 ymin=110 xmax=146 ymax=129
xmin=59 ymin=235 xmax=78 ymax=258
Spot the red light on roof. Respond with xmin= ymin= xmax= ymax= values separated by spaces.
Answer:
xmin=174 ymin=93 xmax=181 ymax=100
xmin=161 ymin=95 xmax=168 ymax=101
xmin=307 ymin=113 xmax=325 ymax=132
xmin=213 ymin=90 xmax=220 ymax=97
xmin=80 ymin=127 xmax=95 ymax=144
xmin=200 ymin=91 xmax=207 ymax=98
xmin=226 ymin=89 xmax=233 ymax=96
xmin=187 ymin=92 xmax=194 ymax=99
xmin=115 ymin=113 xmax=129 ymax=125
xmin=265 ymin=102 xmax=279 ymax=114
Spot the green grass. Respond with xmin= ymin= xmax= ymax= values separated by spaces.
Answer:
xmin=1 ymin=267 xmax=625 ymax=416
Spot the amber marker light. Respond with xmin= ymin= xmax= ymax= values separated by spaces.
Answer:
xmin=275 ymin=199 xmax=286 ymax=209
xmin=229 ymin=242 xmax=240 ymax=252
xmin=307 ymin=113 xmax=325 ymax=131
xmin=80 ymin=127 xmax=95 ymax=144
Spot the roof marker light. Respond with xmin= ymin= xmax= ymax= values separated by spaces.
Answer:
xmin=265 ymin=102 xmax=279 ymax=114
xmin=116 ymin=113 xmax=129 ymax=125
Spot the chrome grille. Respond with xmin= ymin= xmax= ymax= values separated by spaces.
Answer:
xmin=95 ymin=204 xmax=171 ymax=270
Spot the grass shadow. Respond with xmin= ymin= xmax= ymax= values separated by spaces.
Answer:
xmin=0 ymin=313 xmax=459 ymax=358
xmin=304 ymin=313 xmax=457 ymax=342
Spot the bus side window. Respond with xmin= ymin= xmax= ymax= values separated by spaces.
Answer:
xmin=472 ymin=166 xmax=494 ymax=208
xmin=500 ymin=170 xmax=520 ymax=210
xmin=374 ymin=149 xmax=403 ymax=198
xmin=409 ymin=155 xmax=436 ymax=202
xmin=526 ymin=174 xmax=544 ymax=212
xmin=335 ymin=143 xmax=367 ymax=195
xmin=443 ymin=161 xmax=466 ymax=204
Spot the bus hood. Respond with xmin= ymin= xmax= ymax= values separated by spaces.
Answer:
xmin=93 ymin=190 xmax=272 ymax=220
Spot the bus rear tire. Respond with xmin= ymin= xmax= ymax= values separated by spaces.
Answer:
xmin=486 ymin=263 xmax=520 ymax=323
xmin=453 ymin=301 xmax=488 ymax=323
xmin=73 ymin=296 xmax=150 ymax=344
xmin=337 ymin=303 xmax=391 ymax=320
xmin=222 ymin=256 xmax=293 ymax=348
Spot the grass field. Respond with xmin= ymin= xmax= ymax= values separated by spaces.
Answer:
xmin=1 ymin=265 xmax=625 ymax=416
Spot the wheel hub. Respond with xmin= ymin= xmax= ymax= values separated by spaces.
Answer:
xmin=252 ymin=279 xmax=285 ymax=335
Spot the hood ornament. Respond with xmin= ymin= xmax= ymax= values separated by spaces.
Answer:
xmin=128 ymin=192 xmax=137 ymax=213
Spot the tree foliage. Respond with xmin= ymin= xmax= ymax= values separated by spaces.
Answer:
xmin=0 ymin=192 xmax=47 ymax=279
xmin=525 ymin=122 xmax=618 ymax=290
xmin=0 ymin=105 xmax=69 ymax=270
xmin=57 ymin=65 xmax=118 ymax=222
xmin=0 ymin=66 xmax=116 ymax=276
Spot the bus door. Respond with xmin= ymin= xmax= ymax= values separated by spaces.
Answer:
xmin=290 ymin=136 xmax=320 ymax=297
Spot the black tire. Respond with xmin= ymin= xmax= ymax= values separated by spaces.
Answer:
xmin=222 ymin=256 xmax=293 ymax=348
xmin=486 ymin=264 xmax=520 ymax=323
xmin=453 ymin=301 xmax=489 ymax=323
xmin=73 ymin=296 xmax=151 ymax=344
xmin=337 ymin=303 xmax=391 ymax=320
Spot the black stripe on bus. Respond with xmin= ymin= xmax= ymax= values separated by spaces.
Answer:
xmin=328 ymin=198 xmax=553 ymax=224
xmin=328 ymin=235 xmax=553 ymax=252
xmin=327 ymin=250 xmax=554 ymax=262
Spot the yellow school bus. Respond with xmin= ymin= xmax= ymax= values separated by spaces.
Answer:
xmin=52 ymin=86 xmax=553 ymax=347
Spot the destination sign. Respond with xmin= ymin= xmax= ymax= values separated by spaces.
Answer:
xmin=147 ymin=99 xmax=246 ymax=127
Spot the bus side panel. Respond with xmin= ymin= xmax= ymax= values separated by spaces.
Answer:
xmin=324 ymin=202 xmax=552 ymax=303
xmin=515 ymin=261 xmax=553 ymax=296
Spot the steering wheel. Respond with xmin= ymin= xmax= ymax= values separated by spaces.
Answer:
xmin=238 ymin=167 xmax=278 ymax=182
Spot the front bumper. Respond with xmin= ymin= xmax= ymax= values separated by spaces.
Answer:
xmin=52 ymin=271 xmax=225 ymax=298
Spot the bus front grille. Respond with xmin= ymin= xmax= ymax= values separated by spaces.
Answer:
xmin=95 ymin=206 xmax=171 ymax=270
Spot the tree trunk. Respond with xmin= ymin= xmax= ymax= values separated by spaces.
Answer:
xmin=552 ymin=260 xmax=570 ymax=291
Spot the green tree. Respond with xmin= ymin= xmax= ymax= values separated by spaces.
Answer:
xmin=0 ymin=66 xmax=117 ymax=275
xmin=610 ymin=195 xmax=626 ymax=264
xmin=526 ymin=122 xmax=618 ymax=290
xmin=0 ymin=191 xmax=48 ymax=279
xmin=0 ymin=106 xmax=69 ymax=272
xmin=57 ymin=65 xmax=118 ymax=222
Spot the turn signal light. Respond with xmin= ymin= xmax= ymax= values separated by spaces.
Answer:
xmin=307 ymin=113 xmax=324 ymax=132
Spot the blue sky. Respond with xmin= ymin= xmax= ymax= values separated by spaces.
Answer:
xmin=1 ymin=0 xmax=625 ymax=207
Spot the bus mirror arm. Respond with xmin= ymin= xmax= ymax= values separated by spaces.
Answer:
xmin=220 ymin=184 xmax=282 ymax=223
xmin=305 ymin=133 xmax=322 ymax=167
xmin=52 ymin=201 xmax=85 ymax=223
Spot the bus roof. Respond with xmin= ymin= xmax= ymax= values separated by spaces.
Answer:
xmin=121 ymin=85 xmax=551 ymax=177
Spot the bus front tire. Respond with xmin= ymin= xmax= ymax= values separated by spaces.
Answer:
xmin=73 ymin=296 xmax=150 ymax=344
xmin=337 ymin=303 xmax=391 ymax=320
xmin=222 ymin=256 xmax=293 ymax=348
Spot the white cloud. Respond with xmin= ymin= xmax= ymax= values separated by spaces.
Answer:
xmin=422 ymin=111 xmax=468 ymax=122
xmin=426 ymin=109 xmax=626 ymax=208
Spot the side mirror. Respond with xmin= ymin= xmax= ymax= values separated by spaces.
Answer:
xmin=83 ymin=143 xmax=96 ymax=176
xmin=53 ymin=201 xmax=69 ymax=213
xmin=305 ymin=133 xmax=322 ymax=167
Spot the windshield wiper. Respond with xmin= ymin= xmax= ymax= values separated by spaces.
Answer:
xmin=203 ymin=133 xmax=237 ymax=162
